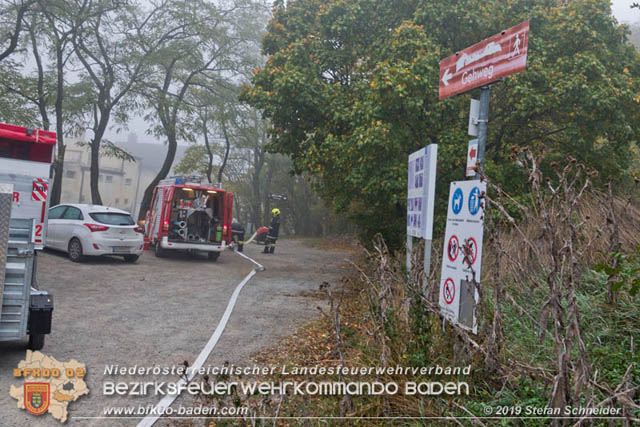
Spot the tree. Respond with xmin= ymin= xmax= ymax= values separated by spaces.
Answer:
xmin=136 ymin=0 xmax=267 ymax=220
xmin=31 ymin=0 xmax=87 ymax=205
xmin=0 ymin=0 xmax=34 ymax=62
xmin=71 ymin=0 xmax=187 ymax=204
xmin=243 ymin=0 xmax=640 ymax=247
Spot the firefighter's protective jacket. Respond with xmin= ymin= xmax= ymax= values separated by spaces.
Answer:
xmin=269 ymin=215 xmax=280 ymax=239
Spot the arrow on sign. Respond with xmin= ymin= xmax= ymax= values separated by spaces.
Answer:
xmin=441 ymin=68 xmax=452 ymax=86
xmin=469 ymin=147 xmax=476 ymax=161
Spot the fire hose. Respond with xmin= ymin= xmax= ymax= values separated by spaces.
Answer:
xmin=137 ymin=248 xmax=264 ymax=427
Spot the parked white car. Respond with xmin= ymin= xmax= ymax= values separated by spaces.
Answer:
xmin=46 ymin=204 xmax=144 ymax=263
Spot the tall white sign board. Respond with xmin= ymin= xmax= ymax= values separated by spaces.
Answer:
xmin=439 ymin=180 xmax=486 ymax=334
xmin=407 ymin=145 xmax=437 ymax=239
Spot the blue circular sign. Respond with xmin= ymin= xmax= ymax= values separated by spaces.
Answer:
xmin=451 ymin=188 xmax=463 ymax=215
xmin=468 ymin=187 xmax=481 ymax=215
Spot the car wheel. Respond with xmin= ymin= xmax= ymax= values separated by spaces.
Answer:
xmin=123 ymin=254 xmax=139 ymax=263
xmin=28 ymin=334 xmax=45 ymax=350
xmin=208 ymin=251 xmax=220 ymax=262
xmin=68 ymin=238 xmax=84 ymax=262
xmin=154 ymin=242 xmax=164 ymax=258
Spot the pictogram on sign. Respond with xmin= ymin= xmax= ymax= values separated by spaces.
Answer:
xmin=463 ymin=237 xmax=478 ymax=266
xmin=452 ymin=188 xmax=463 ymax=215
xmin=468 ymin=186 xmax=480 ymax=215
xmin=443 ymin=278 xmax=455 ymax=305
xmin=447 ymin=235 xmax=459 ymax=262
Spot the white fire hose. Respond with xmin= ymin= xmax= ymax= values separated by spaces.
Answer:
xmin=136 ymin=247 xmax=264 ymax=427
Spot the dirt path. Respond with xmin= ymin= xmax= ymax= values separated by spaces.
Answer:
xmin=0 ymin=238 xmax=353 ymax=426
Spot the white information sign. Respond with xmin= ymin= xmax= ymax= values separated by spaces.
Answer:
xmin=468 ymin=99 xmax=479 ymax=136
xmin=407 ymin=145 xmax=437 ymax=239
xmin=439 ymin=180 xmax=486 ymax=334
xmin=466 ymin=139 xmax=478 ymax=177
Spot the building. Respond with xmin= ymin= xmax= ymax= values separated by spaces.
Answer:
xmin=60 ymin=135 xmax=187 ymax=218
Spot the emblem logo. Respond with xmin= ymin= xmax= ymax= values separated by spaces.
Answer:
xmin=24 ymin=383 xmax=50 ymax=416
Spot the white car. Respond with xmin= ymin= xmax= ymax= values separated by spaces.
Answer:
xmin=46 ymin=204 xmax=144 ymax=263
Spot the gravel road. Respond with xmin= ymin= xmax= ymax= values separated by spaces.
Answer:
xmin=0 ymin=237 xmax=353 ymax=426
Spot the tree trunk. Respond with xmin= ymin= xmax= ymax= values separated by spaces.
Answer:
xmin=89 ymin=101 xmax=112 ymax=205
xmin=251 ymin=145 xmax=264 ymax=228
xmin=49 ymin=39 xmax=66 ymax=206
xmin=138 ymin=135 xmax=178 ymax=221
xmin=29 ymin=18 xmax=49 ymax=130
xmin=218 ymin=120 xmax=231 ymax=185
xmin=263 ymin=159 xmax=275 ymax=225
xmin=203 ymin=128 xmax=213 ymax=184
xmin=89 ymin=140 xmax=102 ymax=205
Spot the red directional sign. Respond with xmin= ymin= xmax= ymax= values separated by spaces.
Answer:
xmin=439 ymin=20 xmax=529 ymax=100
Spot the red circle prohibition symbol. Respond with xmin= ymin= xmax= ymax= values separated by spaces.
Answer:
xmin=447 ymin=235 xmax=459 ymax=262
xmin=464 ymin=237 xmax=478 ymax=266
xmin=443 ymin=278 xmax=455 ymax=305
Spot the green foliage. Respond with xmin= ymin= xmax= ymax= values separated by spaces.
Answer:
xmin=175 ymin=145 xmax=218 ymax=177
xmin=243 ymin=0 xmax=640 ymax=248
xmin=594 ymin=247 xmax=640 ymax=296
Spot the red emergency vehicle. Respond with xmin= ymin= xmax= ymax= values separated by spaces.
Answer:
xmin=144 ymin=176 xmax=233 ymax=261
xmin=0 ymin=122 xmax=56 ymax=349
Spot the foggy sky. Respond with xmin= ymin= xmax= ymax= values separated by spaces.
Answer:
xmin=107 ymin=1 xmax=640 ymax=146
xmin=612 ymin=0 xmax=639 ymax=23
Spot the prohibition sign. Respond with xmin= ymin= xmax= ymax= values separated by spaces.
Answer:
xmin=443 ymin=278 xmax=455 ymax=305
xmin=447 ymin=235 xmax=460 ymax=262
xmin=463 ymin=237 xmax=478 ymax=266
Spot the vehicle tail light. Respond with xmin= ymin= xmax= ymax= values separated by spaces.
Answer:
xmin=93 ymin=243 xmax=100 ymax=250
xmin=85 ymin=223 xmax=109 ymax=232
xmin=134 ymin=226 xmax=144 ymax=234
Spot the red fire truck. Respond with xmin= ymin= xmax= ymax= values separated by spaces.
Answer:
xmin=144 ymin=176 xmax=234 ymax=261
xmin=0 ymin=122 xmax=55 ymax=349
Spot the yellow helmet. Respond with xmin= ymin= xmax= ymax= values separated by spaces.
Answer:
xmin=272 ymin=208 xmax=280 ymax=215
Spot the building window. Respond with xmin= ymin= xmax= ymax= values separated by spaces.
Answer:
xmin=106 ymin=175 xmax=113 ymax=183
xmin=125 ymin=178 xmax=132 ymax=186
xmin=124 ymin=198 xmax=129 ymax=205
xmin=65 ymin=170 xmax=76 ymax=178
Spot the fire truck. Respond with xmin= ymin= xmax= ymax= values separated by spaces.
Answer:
xmin=144 ymin=176 xmax=234 ymax=261
xmin=0 ymin=123 xmax=55 ymax=350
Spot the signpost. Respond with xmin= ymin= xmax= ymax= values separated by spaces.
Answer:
xmin=434 ymin=21 xmax=528 ymax=332
xmin=407 ymin=145 xmax=437 ymax=294
xmin=439 ymin=180 xmax=486 ymax=334
xmin=440 ymin=20 xmax=529 ymax=176
xmin=439 ymin=20 xmax=530 ymax=100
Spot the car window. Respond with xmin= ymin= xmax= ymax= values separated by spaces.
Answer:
xmin=89 ymin=212 xmax=135 ymax=225
xmin=61 ymin=206 xmax=83 ymax=220
xmin=48 ymin=205 xmax=67 ymax=219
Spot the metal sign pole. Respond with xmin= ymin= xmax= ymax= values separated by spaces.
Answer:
xmin=476 ymin=86 xmax=491 ymax=176
xmin=406 ymin=235 xmax=413 ymax=273
xmin=423 ymin=239 xmax=432 ymax=297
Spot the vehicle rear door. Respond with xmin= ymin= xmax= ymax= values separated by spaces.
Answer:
xmin=224 ymin=192 xmax=234 ymax=243
xmin=46 ymin=205 xmax=68 ymax=249
xmin=148 ymin=188 xmax=164 ymax=242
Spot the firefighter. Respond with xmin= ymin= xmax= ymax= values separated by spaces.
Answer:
xmin=231 ymin=219 xmax=245 ymax=252
xmin=264 ymin=208 xmax=281 ymax=254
